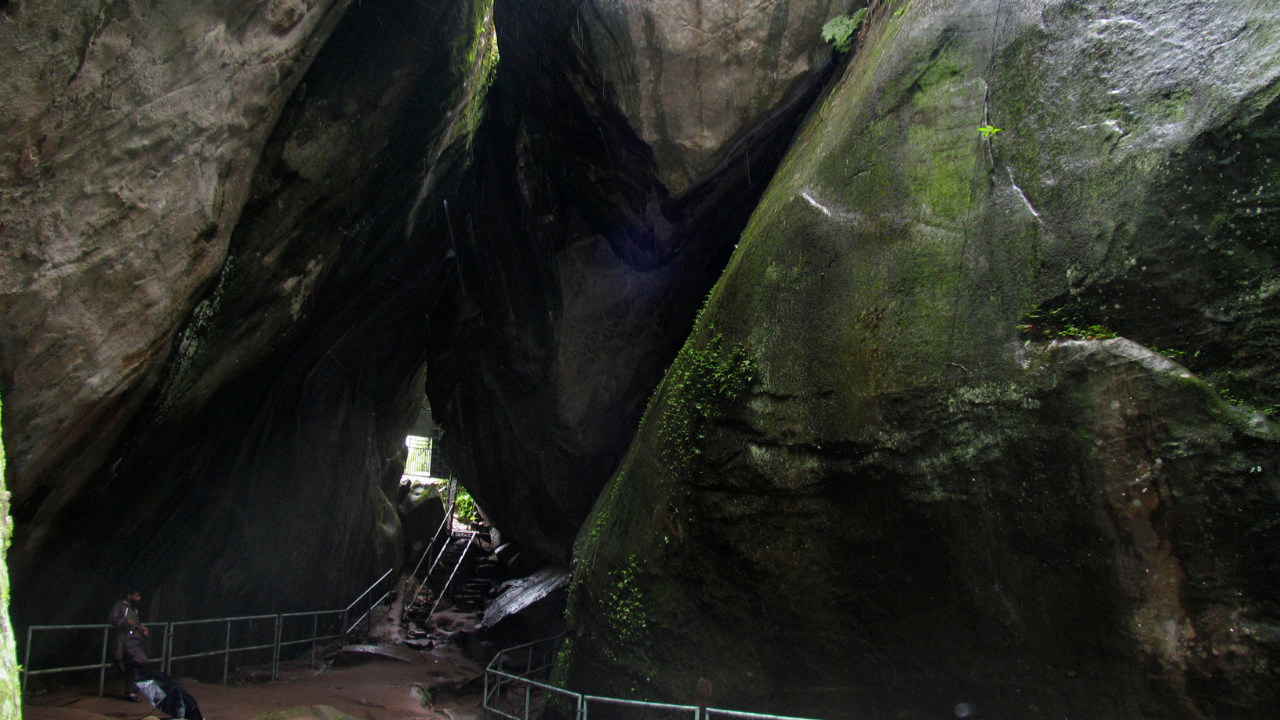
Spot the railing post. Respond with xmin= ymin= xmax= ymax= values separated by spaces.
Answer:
xmin=524 ymin=679 xmax=531 ymax=720
xmin=223 ymin=619 xmax=231 ymax=684
xmin=98 ymin=626 xmax=109 ymax=697
xmin=162 ymin=623 xmax=172 ymax=675
xmin=311 ymin=614 xmax=319 ymax=667
xmin=22 ymin=626 xmax=31 ymax=697
xmin=272 ymin=614 xmax=282 ymax=681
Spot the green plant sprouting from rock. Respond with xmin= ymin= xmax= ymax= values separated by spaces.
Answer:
xmin=822 ymin=9 xmax=868 ymax=53
xmin=453 ymin=484 xmax=479 ymax=523
xmin=1017 ymin=305 xmax=1116 ymax=341
xmin=455 ymin=0 xmax=500 ymax=143
xmin=977 ymin=124 xmax=1002 ymax=138
xmin=602 ymin=555 xmax=648 ymax=658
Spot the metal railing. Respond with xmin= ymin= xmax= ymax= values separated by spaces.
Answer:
xmin=401 ymin=499 xmax=458 ymax=621
xmin=403 ymin=527 xmax=478 ymax=619
xmin=483 ymin=635 xmax=826 ymax=720
xmin=424 ymin=532 xmax=475 ymax=618
xmin=343 ymin=567 xmax=397 ymax=634
xmin=21 ymin=567 xmax=396 ymax=697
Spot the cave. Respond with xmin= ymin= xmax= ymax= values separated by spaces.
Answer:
xmin=1 ymin=1 xmax=1278 ymax=719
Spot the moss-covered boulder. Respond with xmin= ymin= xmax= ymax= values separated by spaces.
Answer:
xmin=556 ymin=1 xmax=1280 ymax=718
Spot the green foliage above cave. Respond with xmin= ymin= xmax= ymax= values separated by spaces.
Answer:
xmin=453 ymin=484 xmax=479 ymax=523
xmin=821 ymin=9 xmax=868 ymax=53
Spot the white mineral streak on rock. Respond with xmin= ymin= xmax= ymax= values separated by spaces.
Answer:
xmin=801 ymin=189 xmax=833 ymax=216
xmin=584 ymin=0 xmax=846 ymax=194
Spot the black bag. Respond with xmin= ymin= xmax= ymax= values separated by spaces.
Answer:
xmin=134 ymin=667 xmax=204 ymax=720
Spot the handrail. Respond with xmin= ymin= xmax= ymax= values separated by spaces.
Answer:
xmin=481 ymin=634 xmax=829 ymax=720
xmin=401 ymin=498 xmax=457 ymax=620
xmin=344 ymin=587 xmax=393 ymax=635
xmin=424 ymin=533 xmax=475 ymax=618
xmin=341 ymin=567 xmax=398 ymax=634
xmin=406 ymin=499 xmax=456 ymax=592
xmin=404 ymin=528 xmax=479 ymax=618
xmin=345 ymin=567 xmax=396 ymax=613
xmin=21 ymin=568 xmax=395 ymax=697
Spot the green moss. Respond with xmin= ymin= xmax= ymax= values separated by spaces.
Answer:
xmin=904 ymin=50 xmax=978 ymax=224
xmin=657 ymin=333 xmax=755 ymax=474
xmin=599 ymin=555 xmax=648 ymax=663
xmin=0 ymin=394 xmax=20 ymax=719
xmin=1018 ymin=303 xmax=1117 ymax=341
xmin=455 ymin=0 xmax=499 ymax=142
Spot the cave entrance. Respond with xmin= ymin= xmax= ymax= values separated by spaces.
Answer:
xmin=396 ymin=400 xmax=482 ymax=557
xmin=391 ymin=402 xmax=502 ymax=654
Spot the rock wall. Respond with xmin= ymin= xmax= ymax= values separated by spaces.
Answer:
xmin=427 ymin=0 xmax=846 ymax=561
xmin=582 ymin=0 xmax=851 ymax=192
xmin=0 ymin=0 xmax=354 ymax=562
xmin=2 ymin=0 xmax=845 ymax=637
xmin=3 ymin=0 xmax=851 ymax=642
xmin=556 ymin=1 xmax=1280 ymax=717
xmin=4 ymin=0 xmax=498 ymax=632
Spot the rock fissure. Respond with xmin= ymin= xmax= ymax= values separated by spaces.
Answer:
xmin=2 ymin=1 xmax=1280 ymax=718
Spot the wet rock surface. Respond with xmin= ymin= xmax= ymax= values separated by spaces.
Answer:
xmin=4 ymin=0 xmax=1280 ymax=716
xmin=7 ymin=0 xmax=497 ymax=629
xmin=0 ymin=0 xmax=354 ymax=586
xmin=5 ymin=0 xmax=845 ymax=638
xmin=422 ymin=0 xmax=843 ymax=561
xmin=582 ymin=0 xmax=849 ymax=193
xmin=556 ymin=0 xmax=1280 ymax=717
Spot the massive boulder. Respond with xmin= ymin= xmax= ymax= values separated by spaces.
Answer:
xmin=0 ymin=0 xmax=354 ymax=578
xmin=556 ymin=1 xmax=1280 ymax=718
xmin=2 ymin=0 xmax=848 ymax=633
xmin=4 ymin=0 xmax=498 ymax=629
xmin=427 ymin=0 xmax=848 ymax=561
xmin=582 ymin=0 xmax=849 ymax=193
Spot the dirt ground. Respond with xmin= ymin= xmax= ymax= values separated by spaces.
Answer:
xmin=23 ymin=645 xmax=489 ymax=720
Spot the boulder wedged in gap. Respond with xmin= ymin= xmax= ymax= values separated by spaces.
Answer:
xmin=333 ymin=644 xmax=422 ymax=666
xmin=426 ymin=0 xmax=848 ymax=562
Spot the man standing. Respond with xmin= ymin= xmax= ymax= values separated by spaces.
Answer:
xmin=108 ymin=587 xmax=149 ymax=701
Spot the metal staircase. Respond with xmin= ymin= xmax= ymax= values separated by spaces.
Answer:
xmin=402 ymin=518 xmax=498 ymax=622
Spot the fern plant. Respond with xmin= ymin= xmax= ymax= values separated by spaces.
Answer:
xmin=821 ymin=9 xmax=868 ymax=53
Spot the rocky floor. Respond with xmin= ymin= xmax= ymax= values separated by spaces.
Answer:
xmin=23 ymin=644 xmax=486 ymax=720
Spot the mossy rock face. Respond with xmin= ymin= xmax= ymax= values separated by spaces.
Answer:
xmin=557 ymin=1 xmax=1280 ymax=718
